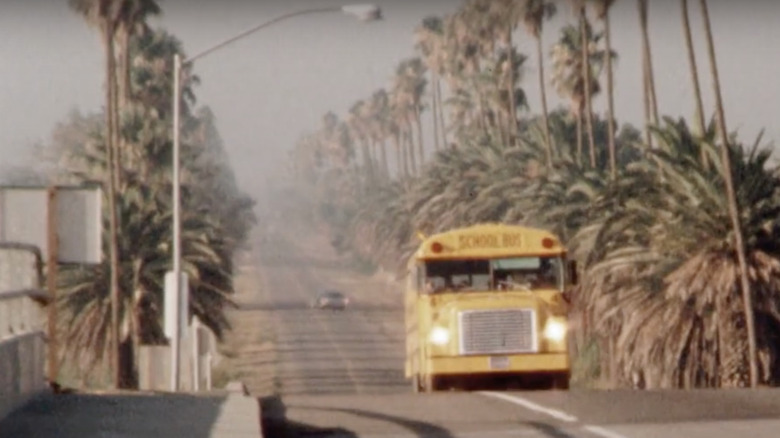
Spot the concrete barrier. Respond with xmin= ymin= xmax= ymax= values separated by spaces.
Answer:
xmin=0 ymin=243 xmax=43 ymax=292
xmin=0 ymin=291 xmax=48 ymax=421
xmin=0 ymin=245 xmax=49 ymax=421
xmin=138 ymin=317 xmax=218 ymax=392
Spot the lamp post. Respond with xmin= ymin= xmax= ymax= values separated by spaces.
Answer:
xmin=169 ymin=3 xmax=382 ymax=392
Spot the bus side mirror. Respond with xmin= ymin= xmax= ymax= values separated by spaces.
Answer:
xmin=567 ymin=260 xmax=578 ymax=286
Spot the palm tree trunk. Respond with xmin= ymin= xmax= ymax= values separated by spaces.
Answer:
xmin=372 ymin=140 xmax=380 ymax=172
xmin=681 ymin=0 xmax=708 ymax=167
xmin=579 ymin=6 xmax=597 ymax=169
xmin=103 ymin=21 xmax=122 ymax=390
xmin=393 ymin=132 xmax=404 ymax=178
xmin=641 ymin=49 xmax=653 ymax=149
xmin=506 ymin=30 xmax=518 ymax=145
xmin=496 ymin=110 xmax=508 ymax=147
xmin=131 ymin=258 xmax=143 ymax=388
xmin=379 ymin=140 xmax=390 ymax=178
xmin=361 ymin=141 xmax=372 ymax=177
xmin=472 ymin=79 xmax=490 ymax=136
xmin=436 ymin=78 xmax=448 ymax=148
xmin=115 ymin=27 xmax=129 ymax=174
xmin=575 ymin=109 xmax=583 ymax=166
xmin=399 ymin=132 xmax=409 ymax=178
xmin=639 ymin=0 xmax=660 ymax=140
xmin=431 ymin=73 xmax=441 ymax=152
xmin=414 ymin=108 xmax=425 ymax=167
xmin=537 ymin=36 xmax=554 ymax=170
xmin=406 ymin=128 xmax=417 ymax=176
xmin=699 ymin=0 xmax=758 ymax=389
xmin=603 ymin=10 xmax=617 ymax=180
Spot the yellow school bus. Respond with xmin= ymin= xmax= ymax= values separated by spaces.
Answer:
xmin=404 ymin=223 xmax=577 ymax=392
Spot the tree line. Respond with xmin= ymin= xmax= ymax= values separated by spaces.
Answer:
xmin=288 ymin=0 xmax=780 ymax=389
xmin=0 ymin=0 xmax=257 ymax=390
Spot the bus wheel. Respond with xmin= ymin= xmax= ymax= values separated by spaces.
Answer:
xmin=411 ymin=375 xmax=422 ymax=393
xmin=423 ymin=374 xmax=439 ymax=393
xmin=552 ymin=373 xmax=570 ymax=390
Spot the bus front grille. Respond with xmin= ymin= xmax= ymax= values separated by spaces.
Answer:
xmin=459 ymin=309 xmax=537 ymax=355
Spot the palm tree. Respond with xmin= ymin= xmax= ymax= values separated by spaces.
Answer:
xmin=368 ymin=89 xmax=391 ymax=178
xmin=680 ymin=0 xmax=708 ymax=167
xmin=58 ymin=180 xmax=238 ymax=386
xmin=519 ymin=0 xmax=557 ymax=170
xmin=550 ymin=24 xmax=612 ymax=168
xmin=68 ymin=0 xmax=124 ymax=388
xmin=316 ymin=112 xmax=353 ymax=169
xmin=383 ymin=98 xmax=408 ymax=179
xmin=698 ymin=0 xmax=758 ymax=389
xmin=592 ymin=0 xmax=617 ymax=179
xmin=415 ymin=16 xmax=448 ymax=151
xmin=347 ymin=100 xmax=374 ymax=178
xmin=486 ymin=0 xmax=522 ymax=144
xmin=576 ymin=118 xmax=780 ymax=388
xmin=113 ymin=0 xmax=160 ymax=183
xmin=114 ymin=0 xmax=160 ymax=108
xmin=126 ymin=28 xmax=199 ymax=185
xmin=53 ymin=13 xmax=256 ymax=388
xmin=393 ymin=58 xmax=428 ymax=167
xmin=446 ymin=5 xmax=493 ymax=138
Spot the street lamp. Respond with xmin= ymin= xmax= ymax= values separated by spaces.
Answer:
xmin=169 ymin=3 xmax=382 ymax=392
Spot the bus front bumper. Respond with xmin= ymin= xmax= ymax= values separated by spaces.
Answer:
xmin=427 ymin=353 xmax=569 ymax=375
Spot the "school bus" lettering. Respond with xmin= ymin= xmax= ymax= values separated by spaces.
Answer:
xmin=458 ymin=233 xmax=523 ymax=250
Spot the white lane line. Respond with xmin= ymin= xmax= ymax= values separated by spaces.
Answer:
xmin=478 ymin=391 xmax=579 ymax=423
xmin=357 ymin=430 xmax=548 ymax=438
xmin=582 ymin=424 xmax=629 ymax=438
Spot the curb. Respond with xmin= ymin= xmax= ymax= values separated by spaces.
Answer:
xmin=214 ymin=380 xmax=264 ymax=438
xmin=224 ymin=380 xmax=250 ymax=396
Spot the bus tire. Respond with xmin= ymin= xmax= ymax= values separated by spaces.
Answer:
xmin=412 ymin=375 xmax=422 ymax=393
xmin=552 ymin=373 xmax=570 ymax=390
xmin=423 ymin=374 xmax=439 ymax=393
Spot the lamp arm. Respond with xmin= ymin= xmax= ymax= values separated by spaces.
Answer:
xmin=186 ymin=7 xmax=341 ymax=64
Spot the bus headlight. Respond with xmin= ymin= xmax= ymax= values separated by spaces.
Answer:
xmin=429 ymin=326 xmax=450 ymax=345
xmin=543 ymin=319 xmax=567 ymax=342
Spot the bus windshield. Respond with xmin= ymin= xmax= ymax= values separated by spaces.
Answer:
xmin=423 ymin=256 xmax=563 ymax=294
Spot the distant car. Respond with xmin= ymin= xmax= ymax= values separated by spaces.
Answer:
xmin=312 ymin=290 xmax=350 ymax=310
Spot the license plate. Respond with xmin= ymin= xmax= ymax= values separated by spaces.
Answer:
xmin=489 ymin=356 xmax=510 ymax=370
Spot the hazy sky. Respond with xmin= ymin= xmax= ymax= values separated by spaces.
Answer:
xmin=1 ymin=0 xmax=778 ymax=200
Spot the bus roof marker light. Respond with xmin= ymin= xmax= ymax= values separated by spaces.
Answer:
xmin=431 ymin=242 xmax=443 ymax=253
xmin=542 ymin=237 xmax=555 ymax=249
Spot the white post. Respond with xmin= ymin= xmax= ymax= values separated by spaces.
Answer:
xmin=171 ymin=53 xmax=182 ymax=392
xmin=163 ymin=2 xmax=382 ymax=394
xmin=206 ymin=352 xmax=212 ymax=390
xmin=192 ymin=317 xmax=200 ymax=391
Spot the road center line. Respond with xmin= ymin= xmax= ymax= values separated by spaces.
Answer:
xmin=478 ymin=391 xmax=579 ymax=423
xmin=582 ymin=424 xmax=629 ymax=438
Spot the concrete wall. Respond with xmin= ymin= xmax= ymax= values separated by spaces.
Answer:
xmin=0 ymin=243 xmax=42 ymax=292
xmin=0 ymin=245 xmax=48 ymax=421
xmin=0 ymin=332 xmax=46 ymax=419
xmin=138 ymin=318 xmax=218 ymax=392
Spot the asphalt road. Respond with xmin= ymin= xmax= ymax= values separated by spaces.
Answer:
xmin=0 ymin=392 xmax=261 ymax=438
xmin=248 ymin=223 xmax=780 ymax=438
xmin=4 ymin=220 xmax=780 ymax=438
xmin=243 ymin=229 xmax=407 ymax=397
